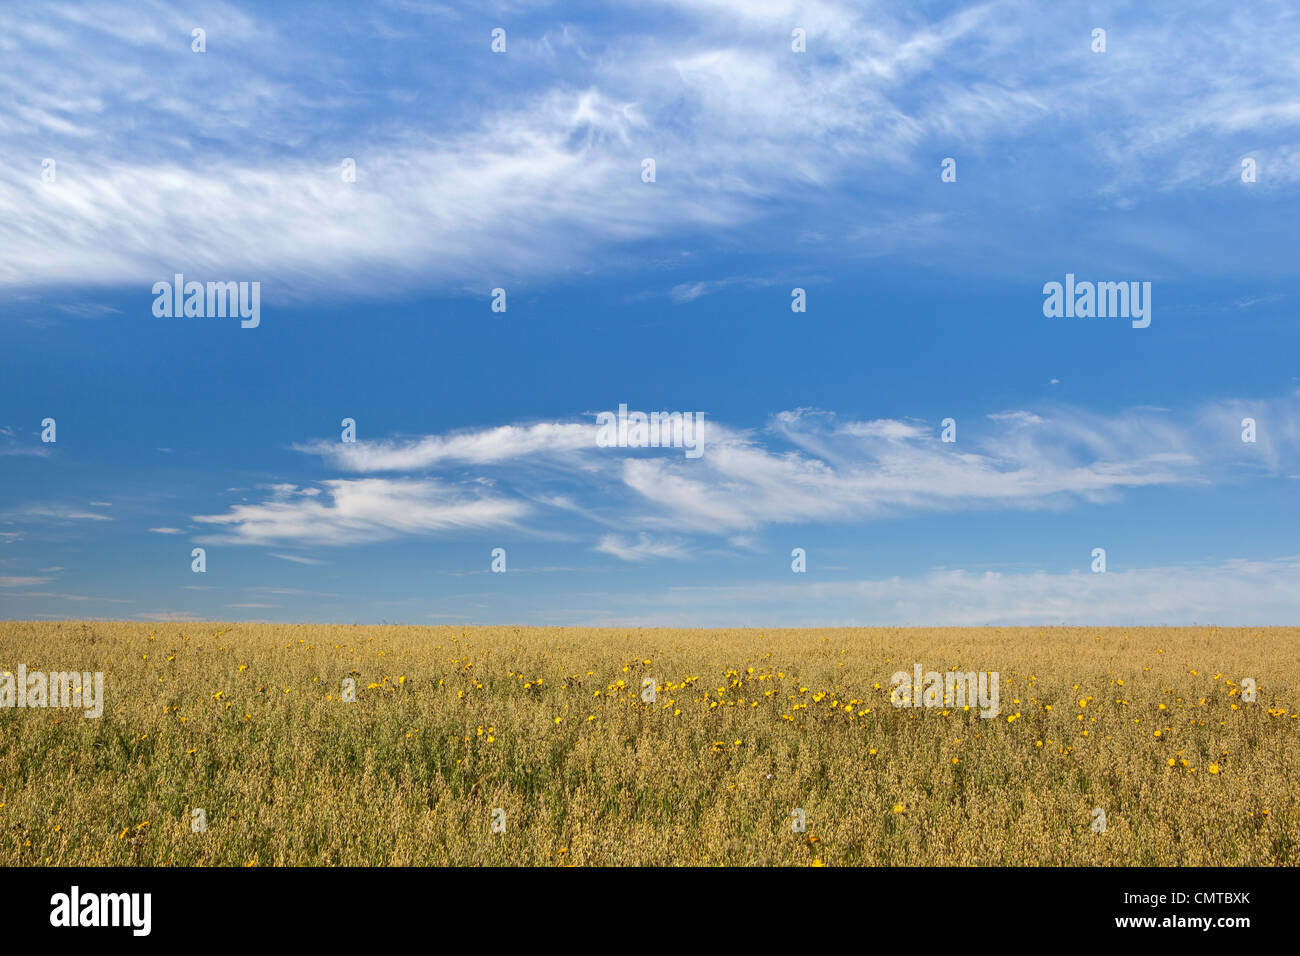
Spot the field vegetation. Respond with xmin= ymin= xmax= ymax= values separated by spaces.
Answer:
xmin=1 ymin=622 xmax=1295 ymax=866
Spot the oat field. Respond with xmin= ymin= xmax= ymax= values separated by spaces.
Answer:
xmin=0 ymin=621 xmax=1295 ymax=866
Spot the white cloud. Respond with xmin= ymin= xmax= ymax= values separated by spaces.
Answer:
xmin=594 ymin=533 xmax=690 ymax=562
xmin=669 ymin=280 xmax=724 ymax=304
xmin=259 ymin=393 xmax=1300 ymax=552
xmin=270 ymin=553 xmax=326 ymax=565
xmin=1196 ymin=391 xmax=1300 ymax=476
xmin=0 ymin=447 xmax=52 ymax=458
xmin=299 ymin=422 xmax=596 ymax=472
xmin=56 ymin=303 xmax=120 ymax=318
xmin=248 ymin=587 xmax=338 ymax=598
xmin=134 ymin=610 xmax=201 ymax=622
xmin=0 ymin=504 xmax=113 ymax=522
xmin=633 ymin=558 xmax=1300 ymax=627
xmin=5 ymin=1 xmax=1300 ymax=300
xmin=192 ymin=478 xmax=530 ymax=546
xmin=270 ymin=548 xmax=325 ymax=564
xmin=5 ymin=591 xmax=132 ymax=603
xmin=148 ymin=527 xmax=185 ymax=534
xmin=666 ymin=276 xmax=780 ymax=303
xmin=619 ymin=406 xmax=1201 ymax=535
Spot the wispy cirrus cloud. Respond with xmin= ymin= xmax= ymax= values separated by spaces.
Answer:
xmin=615 ymin=406 xmax=1202 ymax=535
xmin=623 ymin=557 xmax=1300 ymax=627
xmin=0 ymin=424 xmax=51 ymax=457
xmin=4 ymin=591 xmax=133 ymax=604
xmin=6 ymin=0 xmax=1300 ymax=303
xmin=247 ymin=586 xmax=338 ymax=598
xmin=197 ymin=391 xmax=1300 ymax=551
xmin=269 ymin=553 xmax=326 ymax=566
xmin=133 ymin=610 xmax=201 ymax=622
xmin=297 ymin=422 xmax=596 ymax=471
xmin=0 ymin=504 xmax=114 ymax=522
xmin=667 ymin=276 xmax=782 ymax=304
xmin=192 ymin=478 xmax=530 ymax=546
xmin=0 ymin=446 xmax=52 ymax=458
xmin=594 ymin=533 xmax=690 ymax=562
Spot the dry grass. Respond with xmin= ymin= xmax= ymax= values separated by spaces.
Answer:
xmin=0 ymin=621 xmax=1296 ymax=866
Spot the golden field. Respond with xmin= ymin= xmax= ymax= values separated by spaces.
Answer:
xmin=0 ymin=621 xmax=1296 ymax=866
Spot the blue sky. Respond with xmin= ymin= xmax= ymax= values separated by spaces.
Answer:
xmin=2 ymin=0 xmax=1300 ymax=625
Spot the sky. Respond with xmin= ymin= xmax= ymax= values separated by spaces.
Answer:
xmin=2 ymin=0 xmax=1299 ymax=626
